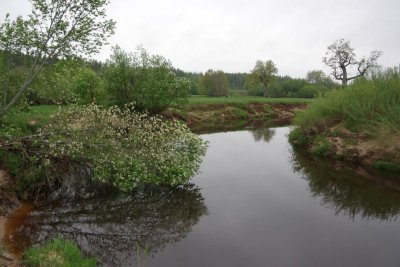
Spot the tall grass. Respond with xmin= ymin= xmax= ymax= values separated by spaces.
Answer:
xmin=24 ymin=237 xmax=96 ymax=267
xmin=294 ymin=68 xmax=400 ymax=134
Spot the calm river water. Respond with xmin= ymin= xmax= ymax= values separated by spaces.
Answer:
xmin=6 ymin=126 xmax=400 ymax=266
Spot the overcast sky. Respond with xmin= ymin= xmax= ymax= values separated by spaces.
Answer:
xmin=1 ymin=0 xmax=399 ymax=78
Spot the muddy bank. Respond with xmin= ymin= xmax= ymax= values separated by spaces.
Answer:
xmin=290 ymin=124 xmax=400 ymax=172
xmin=0 ymin=169 xmax=22 ymax=267
xmin=164 ymin=102 xmax=307 ymax=133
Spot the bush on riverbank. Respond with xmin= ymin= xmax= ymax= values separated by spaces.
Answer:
xmin=290 ymin=68 xmax=400 ymax=169
xmin=24 ymin=237 xmax=96 ymax=267
xmin=2 ymin=104 xmax=207 ymax=197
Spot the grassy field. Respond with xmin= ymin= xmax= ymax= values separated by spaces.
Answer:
xmin=187 ymin=96 xmax=313 ymax=105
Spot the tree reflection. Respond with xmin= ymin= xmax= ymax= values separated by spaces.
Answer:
xmin=291 ymin=148 xmax=400 ymax=221
xmin=250 ymin=127 xmax=276 ymax=143
xmin=10 ymin=184 xmax=208 ymax=266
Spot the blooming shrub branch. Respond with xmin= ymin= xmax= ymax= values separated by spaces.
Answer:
xmin=6 ymin=104 xmax=207 ymax=192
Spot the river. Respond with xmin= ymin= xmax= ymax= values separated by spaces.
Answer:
xmin=4 ymin=126 xmax=400 ymax=266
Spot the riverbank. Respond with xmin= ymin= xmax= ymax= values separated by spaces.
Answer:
xmin=0 ymin=99 xmax=309 ymax=265
xmin=165 ymin=102 xmax=307 ymax=133
xmin=0 ymin=169 xmax=20 ymax=267
xmin=289 ymin=70 xmax=400 ymax=172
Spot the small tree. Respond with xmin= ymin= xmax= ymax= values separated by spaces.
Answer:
xmin=132 ymin=47 xmax=191 ymax=113
xmin=103 ymin=45 xmax=135 ymax=103
xmin=323 ymin=39 xmax=382 ymax=87
xmin=200 ymin=70 xmax=230 ymax=96
xmin=250 ymin=60 xmax=278 ymax=97
xmin=0 ymin=0 xmax=115 ymax=118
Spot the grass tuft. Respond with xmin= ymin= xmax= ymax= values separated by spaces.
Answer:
xmin=24 ymin=237 xmax=96 ymax=267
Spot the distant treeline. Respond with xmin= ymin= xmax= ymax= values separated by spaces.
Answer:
xmin=174 ymin=67 xmax=339 ymax=98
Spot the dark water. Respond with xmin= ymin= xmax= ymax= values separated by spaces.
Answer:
xmin=7 ymin=127 xmax=400 ymax=266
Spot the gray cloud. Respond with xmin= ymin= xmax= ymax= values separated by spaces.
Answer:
xmin=1 ymin=0 xmax=399 ymax=78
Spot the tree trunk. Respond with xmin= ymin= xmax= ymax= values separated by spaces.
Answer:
xmin=341 ymin=66 xmax=348 ymax=87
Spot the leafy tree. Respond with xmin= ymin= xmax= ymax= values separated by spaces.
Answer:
xmin=132 ymin=47 xmax=191 ymax=113
xmin=250 ymin=60 xmax=278 ymax=96
xmin=226 ymin=73 xmax=247 ymax=90
xmin=103 ymin=46 xmax=190 ymax=113
xmin=103 ymin=45 xmax=135 ymax=104
xmin=0 ymin=0 xmax=115 ymax=118
xmin=32 ymin=60 xmax=81 ymax=104
xmin=200 ymin=70 xmax=230 ymax=96
xmin=306 ymin=70 xmax=327 ymax=84
xmin=73 ymin=67 xmax=104 ymax=104
xmin=323 ymin=39 xmax=382 ymax=87
xmin=245 ymin=72 xmax=264 ymax=96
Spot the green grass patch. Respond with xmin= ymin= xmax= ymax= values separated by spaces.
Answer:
xmin=231 ymin=107 xmax=248 ymax=118
xmin=372 ymin=161 xmax=400 ymax=172
xmin=187 ymin=96 xmax=312 ymax=105
xmin=24 ymin=237 xmax=96 ymax=267
xmin=0 ymin=105 xmax=63 ymax=136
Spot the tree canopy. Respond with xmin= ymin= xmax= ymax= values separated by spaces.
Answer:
xmin=249 ymin=60 xmax=278 ymax=96
xmin=0 ymin=0 xmax=115 ymax=118
xmin=323 ymin=39 xmax=382 ymax=87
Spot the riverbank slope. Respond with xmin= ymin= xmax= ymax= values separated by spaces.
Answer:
xmin=289 ymin=70 xmax=400 ymax=171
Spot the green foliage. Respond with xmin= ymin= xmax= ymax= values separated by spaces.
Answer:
xmin=103 ymin=46 xmax=190 ymax=113
xmin=32 ymin=60 xmax=80 ymax=104
xmin=73 ymin=67 xmax=105 ymax=104
xmin=249 ymin=60 xmax=278 ymax=96
xmin=373 ymin=161 xmax=400 ymax=172
xmin=188 ymin=96 xmax=312 ymax=105
xmin=24 ymin=237 xmax=96 ymax=267
xmin=0 ymin=0 xmax=115 ymax=118
xmin=103 ymin=45 xmax=135 ymax=103
xmin=269 ymin=77 xmax=308 ymax=98
xmin=245 ymin=72 xmax=265 ymax=96
xmin=21 ymin=104 xmax=207 ymax=191
xmin=132 ymin=47 xmax=191 ymax=113
xmin=231 ymin=107 xmax=248 ymax=118
xmin=288 ymin=127 xmax=308 ymax=146
xmin=0 ymin=105 xmax=61 ymax=136
xmin=200 ymin=70 xmax=230 ymax=96
xmin=311 ymin=138 xmax=330 ymax=155
xmin=294 ymin=67 xmax=400 ymax=134
xmin=298 ymin=85 xmax=329 ymax=98
xmin=226 ymin=72 xmax=247 ymax=90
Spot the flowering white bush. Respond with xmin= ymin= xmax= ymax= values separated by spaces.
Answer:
xmin=34 ymin=104 xmax=207 ymax=191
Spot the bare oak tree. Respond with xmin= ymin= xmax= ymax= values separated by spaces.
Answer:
xmin=0 ymin=0 xmax=115 ymax=118
xmin=323 ymin=39 xmax=382 ymax=87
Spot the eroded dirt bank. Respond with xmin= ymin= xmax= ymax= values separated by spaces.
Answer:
xmin=164 ymin=102 xmax=307 ymax=133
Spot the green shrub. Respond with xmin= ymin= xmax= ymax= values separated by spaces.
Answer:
xmin=24 ymin=237 xmax=96 ymax=267
xmin=312 ymin=142 xmax=330 ymax=156
xmin=16 ymin=104 xmax=207 ymax=191
xmin=288 ymin=127 xmax=308 ymax=146
xmin=294 ymin=68 xmax=400 ymax=135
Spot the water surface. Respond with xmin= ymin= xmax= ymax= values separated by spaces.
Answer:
xmin=6 ymin=127 xmax=400 ymax=266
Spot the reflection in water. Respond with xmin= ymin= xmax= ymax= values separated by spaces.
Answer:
xmin=291 ymin=148 xmax=400 ymax=221
xmin=250 ymin=127 xmax=276 ymax=143
xmin=8 ymin=184 xmax=208 ymax=266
